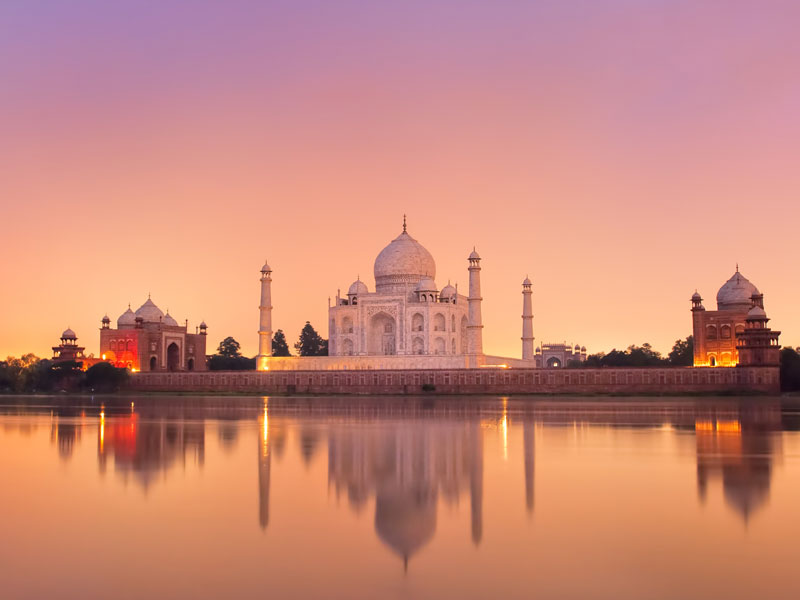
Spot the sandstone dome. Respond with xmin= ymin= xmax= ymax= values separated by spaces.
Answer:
xmin=374 ymin=230 xmax=436 ymax=292
xmin=61 ymin=328 xmax=76 ymax=340
xmin=118 ymin=307 xmax=136 ymax=328
xmin=135 ymin=298 xmax=165 ymax=323
xmin=163 ymin=311 xmax=179 ymax=326
xmin=717 ymin=271 xmax=759 ymax=311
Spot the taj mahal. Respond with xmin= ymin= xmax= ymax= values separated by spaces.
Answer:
xmin=256 ymin=218 xmax=543 ymax=371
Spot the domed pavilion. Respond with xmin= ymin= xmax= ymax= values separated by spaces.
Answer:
xmin=690 ymin=267 xmax=780 ymax=367
xmin=328 ymin=218 xmax=473 ymax=360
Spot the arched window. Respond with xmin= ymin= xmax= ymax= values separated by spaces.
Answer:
xmin=735 ymin=324 xmax=745 ymax=335
xmin=451 ymin=315 xmax=456 ymax=331
xmin=126 ymin=340 xmax=133 ymax=351
xmin=110 ymin=341 xmax=117 ymax=351
xmin=709 ymin=355 xmax=716 ymax=367
xmin=706 ymin=325 xmax=717 ymax=340
xmin=342 ymin=316 xmax=354 ymax=334
xmin=720 ymin=325 xmax=732 ymax=339
xmin=150 ymin=356 xmax=157 ymax=371
xmin=451 ymin=338 xmax=456 ymax=354
xmin=434 ymin=337 xmax=445 ymax=354
xmin=434 ymin=314 xmax=445 ymax=332
xmin=412 ymin=313 xmax=424 ymax=332
xmin=412 ymin=337 xmax=424 ymax=355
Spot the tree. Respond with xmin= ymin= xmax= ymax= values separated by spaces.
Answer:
xmin=668 ymin=336 xmax=694 ymax=366
xmin=272 ymin=329 xmax=291 ymax=356
xmin=85 ymin=362 xmax=129 ymax=392
xmin=780 ymin=347 xmax=800 ymax=392
xmin=216 ymin=337 xmax=242 ymax=358
xmin=294 ymin=322 xmax=328 ymax=356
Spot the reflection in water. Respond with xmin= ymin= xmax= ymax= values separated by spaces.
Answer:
xmin=0 ymin=396 xmax=791 ymax=572
xmin=327 ymin=419 xmax=485 ymax=568
xmin=258 ymin=403 xmax=270 ymax=530
xmin=695 ymin=408 xmax=781 ymax=522
xmin=97 ymin=412 xmax=205 ymax=490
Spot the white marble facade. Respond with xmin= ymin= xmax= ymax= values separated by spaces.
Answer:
xmin=257 ymin=218 xmax=536 ymax=371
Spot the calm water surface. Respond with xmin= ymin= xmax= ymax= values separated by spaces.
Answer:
xmin=1 ymin=395 xmax=799 ymax=600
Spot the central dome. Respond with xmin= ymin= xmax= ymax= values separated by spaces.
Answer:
xmin=374 ymin=230 xmax=436 ymax=293
xmin=717 ymin=270 xmax=759 ymax=311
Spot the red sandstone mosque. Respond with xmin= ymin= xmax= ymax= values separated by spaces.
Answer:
xmin=96 ymin=297 xmax=208 ymax=371
xmin=691 ymin=268 xmax=781 ymax=367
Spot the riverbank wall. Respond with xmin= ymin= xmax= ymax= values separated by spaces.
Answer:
xmin=129 ymin=365 xmax=780 ymax=395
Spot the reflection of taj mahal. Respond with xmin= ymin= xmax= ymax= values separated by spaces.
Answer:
xmin=257 ymin=218 xmax=537 ymax=370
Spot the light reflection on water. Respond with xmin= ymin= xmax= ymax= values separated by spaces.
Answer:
xmin=1 ymin=395 xmax=799 ymax=600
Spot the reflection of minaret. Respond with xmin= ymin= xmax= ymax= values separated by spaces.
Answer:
xmin=523 ymin=418 xmax=535 ymax=515
xmin=258 ymin=405 xmax=271 ymax=530
xmin=470 ymin=424 xmax=483 ymax=545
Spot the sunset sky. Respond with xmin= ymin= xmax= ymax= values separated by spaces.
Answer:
xmin=1 ymin=0 xmax=798 ymax=360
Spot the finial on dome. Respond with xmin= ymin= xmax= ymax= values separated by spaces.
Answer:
xmin=402 ymin=214 xmax=407 ymax=233
xmin=736 ymin=263 xmax=739 ymax=273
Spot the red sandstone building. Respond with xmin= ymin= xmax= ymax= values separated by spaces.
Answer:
xmin=99 ymin=297 xmax=208 ymax=371
xmin=691 ymin=269 xmax=780 ymax=367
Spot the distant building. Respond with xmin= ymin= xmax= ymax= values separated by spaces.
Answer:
xmin=99 ymin=297 xmax=208 ymax=371
xmin=52 ymin=328 xmax=86 ymax=364
xmin=691 ymin=268 xmax=781 ymax=367
xmin=534 ymin=343 xmax=587 ymax=368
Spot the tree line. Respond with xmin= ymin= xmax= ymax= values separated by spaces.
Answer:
xmin=208 ymin=322 xmax=327 ymax=370
xmin=569 ymin=337 xmax=694 ymax=368
xmin=0 ymin=355 xmax=129 ymax=393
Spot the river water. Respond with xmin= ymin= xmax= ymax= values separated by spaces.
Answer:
xmin=1 ymin=395 xmax=798 ymax=599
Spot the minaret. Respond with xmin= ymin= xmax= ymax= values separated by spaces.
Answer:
xmin=521 ymin=276 xmax=534 ymax=361
xmin=467 ymin=248 xmax=484 ymax=367
xmin=257 ymin=260 xmax=273 ymax=371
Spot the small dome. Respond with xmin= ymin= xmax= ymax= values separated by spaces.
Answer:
xmin=523 ymin=276 xmax=532 ymax=286
xmin=117 ymin=307 xmax=136 ymax=328
xmin=61 ymin=328 xmax=76 ymax=340
xmin=440 ymin=283 xmax=456 ymax=298
xmin=581 ymin=346 xmax=587 ymax=352
xmin=574 ymin=344 xmax=581 ymax=350
xmin=199 ymin=321 xmax=208 ymax=329
xmin=260 ymin=260 xmax=271 ymax=273
xmin=163 ymin=311 xmax=179 ymax=327
xmin=415 ymin=277 xmax=437 ymax=292
xmin=469 ymin=248 xmax=480 ymax=260
xmin=692 ymin=291 xmax=702 ymax=301
xmin=717 ymin=271 xmax=759 ymax=311
xmin=135 ymin=298 xmax=165 ymax=323
xmin=747 ymin=305 xmax=767 ymax=319
xmin=101 ymin=314 xmax=110 ymax=323
xmin=348 ymin=278 xmax=369 ymax=296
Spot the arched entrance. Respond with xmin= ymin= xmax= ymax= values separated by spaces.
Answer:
xmin=149 ymin=356 xmax=157 ymax=371
xmin=547 ymin=356 xmax=561 ymax=368
xmin=367 ymin=312 xmax=396 ymax=355
xmin=167 ymin=342 xmax=180 ymax=371
xmin=187 ymin=358 xmax=194 ymax=371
